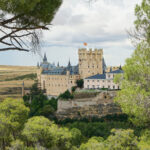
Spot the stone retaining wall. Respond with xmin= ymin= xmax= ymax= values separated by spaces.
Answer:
xmin=56 ymin=91 xmax=121 ymax=120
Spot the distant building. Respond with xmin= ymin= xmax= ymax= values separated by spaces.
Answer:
xmin=37 ymin=48 xmax=106 ymax=96
xmin=37 ymin=53 xmax=80 ymax=96
xmin=84 ymin=68 xmax=123 ymax=90
xmin=78 ymin=48 xmax=106 ymax=78
xmin=37 ymin=48 xmax=122 ymax=96
xmin=106 ymin=66 xmax=120 ymax=72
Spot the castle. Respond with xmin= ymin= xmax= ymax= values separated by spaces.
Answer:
xmin=37 ymin=48 xmax=122 ymax=96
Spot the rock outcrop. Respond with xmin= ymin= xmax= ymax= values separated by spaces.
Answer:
xmin=56 ymin=91 xmax=121 ymax=120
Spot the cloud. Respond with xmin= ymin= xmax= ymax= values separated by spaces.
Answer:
xmin=0 ymin=0 xmax=142 ymax=66
xmin=43 ymin=0 xmax=141 ymax=47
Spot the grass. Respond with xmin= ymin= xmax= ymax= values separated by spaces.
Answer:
xmin=0 ymin=65 xmax=37 ymax=100
xmin=5 ymin=73 xmax=37 ymax=81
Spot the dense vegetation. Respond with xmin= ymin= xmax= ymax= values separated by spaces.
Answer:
xmin=0 ymin=0 xmax=150 ymax=149
xmin=0 ymin=0 xmax=62 ymax=52
xmin=5 ymin=73 xmax=37 ymax=81
xmin=23 ymin=82 xmax=57 ymax=118
xmin=0 ymin=98 xmax=150 ymax=150
xmin=76 ymin=79 xmax=84 ymax=88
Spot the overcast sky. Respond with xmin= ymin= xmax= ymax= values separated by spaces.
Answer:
xmin=0 ymin=0 xmax=141 ymax=67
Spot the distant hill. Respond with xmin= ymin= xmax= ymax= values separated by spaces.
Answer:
xmin=0 ymin=65 xmax=37 ymax=100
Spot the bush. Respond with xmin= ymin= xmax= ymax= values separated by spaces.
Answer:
xmin=23 ymin=82 xmax=58 ymax=118
xmin=5 ymin=73 xmax=37 ymax=81
xmin=72 ymin=86 xmax=77 ymax=93
xmin=76 ymin=79 xmax=84 ymax=88
xmin=59 ymin=90 xmax=74 ymax=100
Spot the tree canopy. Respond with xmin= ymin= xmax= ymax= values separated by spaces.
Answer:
xmin=115 ymin=42 xmax=150 ymax=126
xmin=0 ymin=0 xmax=62 ymax=52
xmin=131 ymin=0 xmax=150 ymax=45
xmin=115 ymin=0 xmax=150 ymax=127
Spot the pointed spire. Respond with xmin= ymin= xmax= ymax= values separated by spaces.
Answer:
xmin=43 ymin=53 xmax=47 ymax=62
xmin=119 ymin=65 xmax=122 ymax=70
xmin=37 ymin=62 xmax=40 ymax=68
xmin=57 ymin=62 xmax=59 ymax=67
xmin=68 ymin=59 xmax=71 ymax=67
xmin=110 ymin=67 xmax=112 ymax=72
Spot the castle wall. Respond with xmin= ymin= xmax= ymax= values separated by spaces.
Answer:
xmin=40 ymin=74 xmax=80 ymax=96
xmin=78 ymin=48 xmax=103 ymax=79
xmin=56 ymin=91 xmax=121 ymax=119
xmin=84 ymin=78 xmax=119 ymax=89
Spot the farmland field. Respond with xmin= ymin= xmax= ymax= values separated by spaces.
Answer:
xmin=0 ymin=65 xmax=37 ymax=100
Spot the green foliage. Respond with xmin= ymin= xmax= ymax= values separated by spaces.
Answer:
xmin=8 ymin=140 xmax=25 ymax=150
xmin=5 ymin=73 xmax=37 ymax=81
xmin=79 ymin=138 xmax=105 ymax=150
xmin=23 ymin=82 xmax=58 ymax=118
xmin=0 ymin=98 xmax=29 ymax=150
xmin=59 ymin=90 xmax=74 ymax=100
xmin=22 ymin=116 xmax=55 ymax=148
xmin=56 ymin=114 xmax=129 ymax=124
xmin=65 ymin=121 xmax=132 ymax=139
xmin=134 ymin=0 xmax=150 ymax=44
xmin=107 ymin=129 xmax=139 ymax=150
xmin=115 ymin=42 xmax=150 ymax=126
xmin=79 ymin=129 xmax=140 ymax=150
xmin=0 ymin=98 xmax=29 ymax=132
xmin=22 ymin=116 xmax=79 ymax=150
xmin=72 ymin=86 xmax=77 ymax=93
xmin=76 ymin=79 xmax=84 ymax=88
xmin=139 ymin=129 xmax=150 ymax=150
xmin=0 ymin=0 xmax=62 ymax=27
xmin=70 ymin=128 xmax=83 ymax=146
xmin=48 ymin=97 xmax=58 ymax=110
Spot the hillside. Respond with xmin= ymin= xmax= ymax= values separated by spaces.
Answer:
xmin=0 ymin=65 xmax=37 ymax=100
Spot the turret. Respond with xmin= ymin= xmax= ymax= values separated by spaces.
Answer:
xmin=37 ymin=62 xmax=40 ymax=68
xmin=43 ymin=53 xmax=47 ymax=62
xmin=57 ymin=62 xmax=60 ymax=67
xmin=68 ymin=59 xmax=71 ymax=68
xmin=110 ymin=67 xmax=112 ymax=72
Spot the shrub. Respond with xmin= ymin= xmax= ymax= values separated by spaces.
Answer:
xmin=59 ymin=90 xmax=74 ymax=100
xmin=76 ymin=79 xmax=84 ymax=88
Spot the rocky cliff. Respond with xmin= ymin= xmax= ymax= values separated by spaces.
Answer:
xmin=56 ymin=91 xmax=121 ymax=120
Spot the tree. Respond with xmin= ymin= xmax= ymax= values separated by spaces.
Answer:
xmin=0 ymin=0 xmax=62 ymax=52
xmin=0 ymin=98 xmax=29 ymax=134
xmin=139 ymin=129 xmax=150 ymax=150
xmin=79 ymin=138 xmax=105 ymax=150
xmin=22 ymin=116 xmax=76 ymax=150
xmin=59 ymin=90 xmax=74 ymax=100
xmin=0 ymin=114 xmax=12 ymax=150
xmin=115 ymin=42 xmax=150 ymax=126
xmin=23 ymin=82 xmax=58 ymax=118
xmin=107 ymin=129 xmax=139 ymax=150
xmin=130 ymin=0 xmax=150 ymax=45
xmin=0 ymin=98 xmax=29 ymax=150
xmin=76 ymin=79 xmax=84 ymax=88
xmin=8 ymin=140 xmax=25 ymax=150
xmin=22 ymin=116 xmax=56 ymax=148
xmin=70 ymin=128 xmax=83 ymax=147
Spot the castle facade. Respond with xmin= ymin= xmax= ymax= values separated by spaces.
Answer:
xmin=78 ymin=48 xmax=106 ymax=78
xmin=37 ymin=48 xmax=106 ymax=96
xmin=84 ymin=68 xmax=123 ymax=90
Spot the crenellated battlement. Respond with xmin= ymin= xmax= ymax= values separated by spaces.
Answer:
xmin=78 ymin=48 xmax=103 ymax=54
xmin=78 ymin=48 xmax=104 ymax=78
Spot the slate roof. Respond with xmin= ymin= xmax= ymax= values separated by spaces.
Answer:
xmin=109 ymin=69 xmax=124 ymax=74
xmin=85 ymin=69 xmax=124 ymax=80
xmin=42 ymin=65 xmax=79 ymax=75
xmin=85 ymin=74 xmax=106 ymax=79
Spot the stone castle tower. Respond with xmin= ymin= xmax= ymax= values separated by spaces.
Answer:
xmin=78 ymin=48 xmax=106 ymax=79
